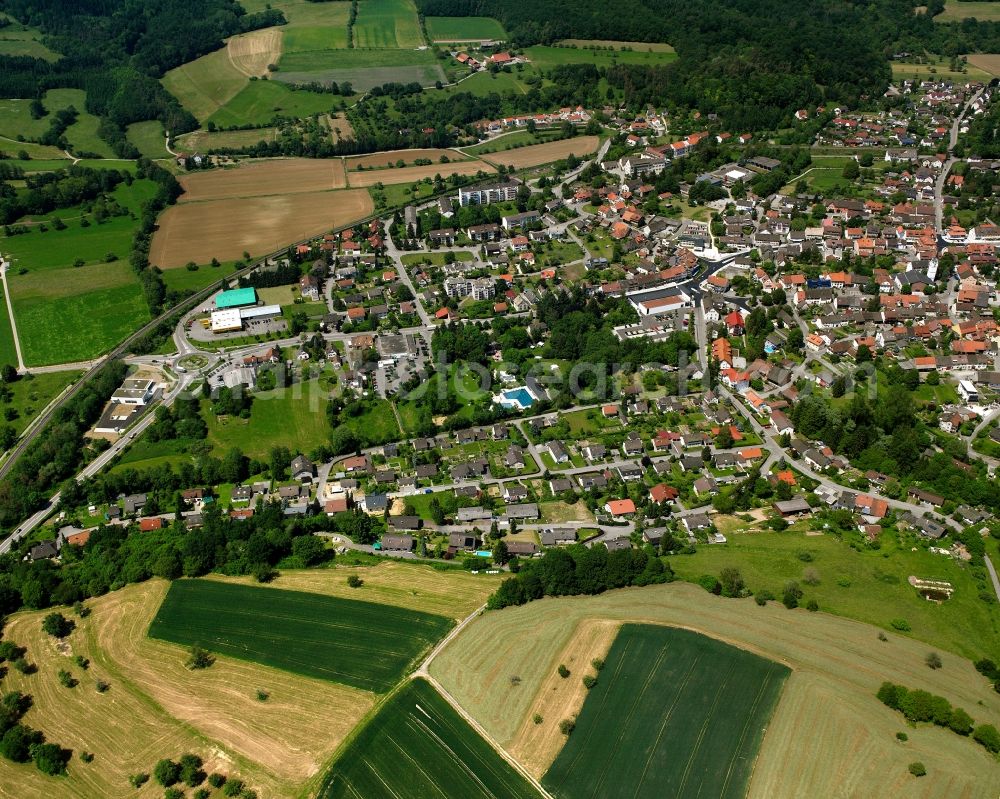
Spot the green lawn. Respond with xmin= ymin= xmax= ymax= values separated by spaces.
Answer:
xmin=206 ymin=80 xmax=340 ymax=128
xmin=148 ymin=580 xmax=453 ymax=692
xmin=14 ymin=276 xmax=150 ymax=365
xmin=161 ymin=264 xmax=236 ymax=295
xmin=126 ymin=120 xmax=169 ymax=158
xmin=0 ymin=158 xmax=73 ymax=173
xmin=524 ymin=45 xmax=678 ymax=69
xmin=335 ymin=397 xmax=401 ymax=447
xmin=0 ymin=371 xmax=80 ymax=436
xmin=445 ymin=69 xmax=536 ymax=96
xmin=0 ymin=282 xmax=18 ymax=368
xmin=425 ymin=16 xmax=507 ymax=42
xmin=352 ymin=0 xmax=424 ymax=48
xmin=206 ymin=377 xmax=333 ymax=458
xmin=284 ymin=23 xmax=350 ymax=52
xmin=0 ymin=14 xmax=60 ymax=61
xmin=668 ymin=528 xmax=1000 ymax=661
xmin=43 ymin=89 xmax=115 ymax=157
xmin=544 ymin=625 xmax=788 ymax=799
xmin=317 ymin=677 xmax=541 ymax=798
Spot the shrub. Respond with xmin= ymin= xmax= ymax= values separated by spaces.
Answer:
xmin=57 ymin=670 xmax=77 ymax=688
xmin=591 ymin=658 xmax=604 ymax=671
xmin=30 ymin=742 xmax=70 ymax=776
xmin=754 ymin=589 xmax=775 ymax=606
xmin=802 ymin=567 xmax=820 ymax=586
xmin=974 ymin=658 xmax=998 ymax=680
xmin=130 ymin=773 xmax=150 ymax=788
xmin=41 ymin=613 xmax=74 ymax=638
xmin=72 ymin=601 xmax=90 ymax=618
xmin=195 ymin=790 xmax=211 ymax=799
xmin=558 ymin=719 xmax=575 ymax=736
xmin=974 ymin=724 xmax=1000 ymax=754
xmin=895 ymin=731 xmax=908 ymax=741
xmin=95 ymin=680 xmax=110 ymax=693
xmin=890 ymin=619 xmax=910 ymax=632
xmin=179 ymin=753 xmax=205 ymax=786
xmin=582 ymin=675 xmax=597 ymax=689
xmin=878 ymin=631 xmax=888 ymax=641
xmin=154 ymin=758 xmax=181 ymax=787
xmin=165 ymin=789 xmax=184 ymax=799
xmin=925 ymin=652 xmax=942 ymax=670
xmin=557 ymin=664 xmax=570 ymax=678
xmin=908 ymin=762 xmax=926 ymax=777
xmin=696 ymin=574 xmax=721 ymax=594
xmin=208 ymin=773 xmax=226 ymax=788
xmin=80 ymin=751 xmax=94 ymax=763
xmin=256 ymin=689 xmax=269 ymax=701
xmin=948 ymin=707 xmax=974 ymax=736
xmin=347 ymin=575 xmax=364 ymax=588
xmin=223 ymin=778 xmax=245 ymax=796
xmin=187 ymin=645 xmax=214 ymax=670
xmin=12 ymin=658 xmax=34 ymax=675
xmin=533 ymin=713 xmax=543 ymax=725
xmin=806 ymin=599 xmax=819 ymax=612
xmin=74 ymin=655 xmax=89 ymax=670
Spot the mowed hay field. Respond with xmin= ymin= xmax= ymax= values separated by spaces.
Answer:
xmin=425 ymin=15 xmax=507 ymax=42
xmin=344 ymin=147 xmax=468 ymax=169
xmin=316 ymin=678 xmax=541 ymax=799
xmin=967 ymin=53 xmax=1000 ymax=76
xmin=0 ymin=579 xmax=375 ymax=798
xmin=162 ymin=45 xmax=248 ymax=122
xmin=431 ymin=582 xmax=1000 ymax=799
xmin=177 ymin=159 xmax=348 ymax=201
xmin=208 ymin=560 xmax=503 ymax=621
xmin=481 ymin=136 xmax=600 ymax=168
xmin=937 ymin=0 xmax=1000 ymax=21
xmin=149 ymin=579 xmax=453 ymax=692
xmin=543 ymin=625 xmax=788 ymax=799
xmin=175 ymin=126 xmax=279 ymax=151
xmin=347 ymin=159 xmax=494 ymax=187
xmin=228 ymin=28 xmax=282 ymax=77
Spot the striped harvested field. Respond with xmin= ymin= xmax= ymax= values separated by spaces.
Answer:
xmin=149 ymin=187 xmax=373 ymax=267
xmin=481 ymin=136 xmax=600 ymax=168
xmin=178 ymin=158 xmax=348 ymax=201
xmin=347 ymin=159 xmax=493 ymax=186
xmin=345 ymin=148 xmax=467 ymax=169
xmin=227 ymin=27 xmax=283 ymax=77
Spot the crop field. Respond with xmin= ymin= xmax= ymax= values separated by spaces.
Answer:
xmin=345 ymin=147 xmax=467 ymax=169
xmin=150 ymin=187 xmax=372 ymax=267
xmin=275 ymin=46 xmax=443 ymax=91
xmin=445 ymin=69 xmax=535 ymax=96
xmin=125 ymin=119 xmax=169 ymax=158
xmin=937 ymin=0 xmax=1000 ymax=21
xmin=462 ymin=129 xmax=563 ymax=155
xmin=353 ymin=0 xmax=425 ymax=48
xmin=557 ymin=39 xmax=676 ymax=52
xmin=524 ymin=45 xmax=678 ymax=69
xmin=281 ymin=1 xmax=352 ymax=51
xmin=208 ymin=80 xmax=338 ymax=128
xmin=149 ymin=579 xmax=453 ymax=692
xmin=431 ymin=582 xmax=1000 ymax=799
xmin=425 ymin=15 xmax=508 ymax=42
xmin=316 ymin=678 xmax=542 ymax=799
xmin=543 ymin=625 xmax=788 ymax=799
xmin=481 ymin=136 xmax=600 ymax=168
xmin=347 ymin=158 xmax=493 ymax=186
xmin=175 ymin=126 xmax=279 ymax=151
xmin=966 ymin=53 xmax=1000 ymax=76
xmin=228 ymin=27 xmax=283 ymax=77
xmin=210 ymin=561 xmax=503 ymax=620
xmin=0 ymin=579 xmax=375 ymax=799
xmin=178 ymin=158 xmax=348 ymax=201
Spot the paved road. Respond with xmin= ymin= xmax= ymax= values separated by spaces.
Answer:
xmin=985 ymin=554 xmax=1000 ymax=603
xmin=0 ymin=258 xmax=25 ymax=372
xmin=935 ymin=87 xmax=985 ymax=233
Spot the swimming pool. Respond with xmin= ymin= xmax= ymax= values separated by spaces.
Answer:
xmin=496 ymin=386 xmax=535 ymax=409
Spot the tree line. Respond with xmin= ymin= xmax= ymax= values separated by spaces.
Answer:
xmin=487 ymin=545 xmax=673 ymax=609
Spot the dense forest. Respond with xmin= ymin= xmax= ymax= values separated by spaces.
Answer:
xmin=415 ymin=0 xmax=1000 ymax=129
xmin=0 ymin=0 xmax=283 ymax=156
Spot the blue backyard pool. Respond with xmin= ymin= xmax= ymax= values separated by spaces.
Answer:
xmin=497 ymin=386 xmax=535 ymax=409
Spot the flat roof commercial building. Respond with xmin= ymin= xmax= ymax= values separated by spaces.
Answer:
xmin=215 ymin=287 xmax=258 ymax=310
